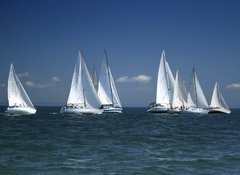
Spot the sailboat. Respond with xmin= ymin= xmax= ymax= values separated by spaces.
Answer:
xmin=209 ymin=82 xmax=231 ymax=114
xmin=60 ymin=51 xmax=103 ymax=114
xmin=182 ymin=68 xmax=209 ymax=114
xmin=147 ymin=50 xmax=175 ymax=113
xmin=6 ymin=64 xmax=36 ymax=115
xmin=98 ymin=50 xmax=122 ymax=113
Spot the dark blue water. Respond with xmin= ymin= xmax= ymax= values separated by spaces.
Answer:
xmin=0 ymin=107 xmax=240 ymax=175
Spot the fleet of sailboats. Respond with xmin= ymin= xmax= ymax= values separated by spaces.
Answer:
xmin=0 ymin=49 xmax=231 ymax=115
xmin=148 ymin=50 xmax=231 ymax=115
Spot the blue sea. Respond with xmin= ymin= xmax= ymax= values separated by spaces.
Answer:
xmin=0 ymin=107 xmax=240 ymax=175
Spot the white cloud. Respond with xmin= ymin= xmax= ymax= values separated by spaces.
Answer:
xmin=25 ymin=76 xmax=61 ymax=89
xmin=132 ymin=75 xmax=151 ymax=83
xmin=18 ymin=72 xmax=31 ymax=78
xmin=226 ymin=83 xmax=240 ymax=89
xmin=116 ymin=74 xmax=151 ymax=83
xmin=25 ymin=81 xmax=52 ymax=89
xmin=116 ymin=76 xmax=130 ymax=83
xmin=52 ymin=76 xmax=61 ymax=82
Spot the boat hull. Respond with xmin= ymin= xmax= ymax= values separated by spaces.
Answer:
xmin=169 ymin=108 xmax=181 ymax=113
xmin=147 ymin=106 xmax=170 ymax=113
xmin=6 ymin=107 xmax=36 ymax=115
xmin=100 ymin=105 xmax=122 ymax=113
xmin=181 ymin=108 xmax=210 ymax=115
xmin=103 ymin=107 xmax=122 ymax=113
xmin=209 ymin=108 xmax=231 ymax=114
xmin=60 ymin=107 xmax=103 ymax=115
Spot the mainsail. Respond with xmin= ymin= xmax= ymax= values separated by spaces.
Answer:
xmin=186 ymin=92 xmax=196 ymax=108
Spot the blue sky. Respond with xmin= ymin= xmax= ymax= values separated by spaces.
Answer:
xmin=0 ymin=0 xmax=240 ymax=107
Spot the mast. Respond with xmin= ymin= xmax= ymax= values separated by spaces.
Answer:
xmin=104 ymin=49 xmax=114 ymax=106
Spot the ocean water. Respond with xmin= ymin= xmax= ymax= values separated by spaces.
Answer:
xmin=0 ymin=107 xmax=240 ymax=175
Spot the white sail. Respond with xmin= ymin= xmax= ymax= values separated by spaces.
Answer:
xmin=109 ymin=67 xmax=122 ymax=107
xmin=67 ymin=52 xmax=84 ymax=105
xmin=98 ymin=51 xmax=122 ymax=108
xmin=90 ymin=64 xmax=98 ymax=91
xmin=156 ymin=50 xmax=174 ymax=106
xmin=81 ymin=54 xmax=102 ymax=108
xmin=186 ymin=92 xmax=196 ymax=108
xmin=172 ymin=71 xmax=184 ymax=108
xmin=62 ymin=51 xmax=102 ymax=114
xmin=192 ymin=68 xmax=209 ymax=108
xmin=219 ymin=93 xmax=230 ymax=111
xmin=7 ymin=64 xmax=36 ymax=114
xmin=180 ymin=79 xmax=188 ymax=107
xmin=165 ymin=61 xmax=175 ymax=103
xmin=210 ymin=82 xmax=230 ymax=112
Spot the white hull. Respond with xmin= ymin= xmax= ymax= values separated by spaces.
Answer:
xmin=60 ymin=107 xmax=103 ymax=115
xmin=181 ymin=108 xmax=209 ymax=114
xmin=100 ymin=105 xmax=122 ymax=113
xmin=6 ymin=107 xmax=36 ymax=115
xmin=147 ymin=106 xmax=170 ymax=113
xmin=169 ymin=108 xmax=181 ymax=113
xmin=102 ymin=107 xmax=122 ymax=113
xmin=209 ymin=108 xmax=231 ymax=114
